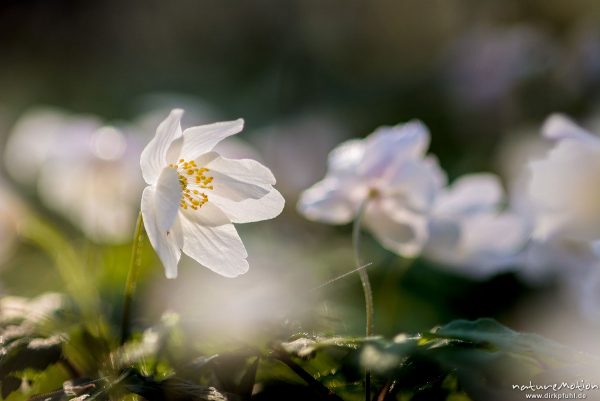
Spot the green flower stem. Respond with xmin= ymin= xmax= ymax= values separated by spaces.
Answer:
xmin=353 ymin=199 xmax=374 ymax=337
xmin=352 ymin=197 xmax=373 ymax=401
xmin=120 ymin=211 xmax=144 ymax=344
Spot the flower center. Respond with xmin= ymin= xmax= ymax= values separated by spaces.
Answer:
xmin=168 ymin=159 xmax=214 ymax=210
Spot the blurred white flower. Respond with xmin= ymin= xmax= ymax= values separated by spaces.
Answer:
xmin=140 ymin=109 xmax=284 ymax=278
xmin=528 ymin=114 xmax=600 ymax=243
xmin=298 ymin=121 xmax=446 ymax=257
xmin=4 ymin=108 xmax=144 ymax=243
xmin=496 ymin=119 xmax=600 ymax=320
xmin=494 ymin=126 xmax=594 ymax=283
xmin=423 ymin=174 xmax=528 ymax=278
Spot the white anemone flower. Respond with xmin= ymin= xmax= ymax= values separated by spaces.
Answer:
xmin=528 ymin=114 xmax=600 ymax=243
xmin=424 ymin=174 xmax=528 ymax=278
xmin=140 ymin=109 xmax=284 ymax=278
xmin=4 ymin=108 xmax=144 ymax=243
xmin=297 ymin=121 xmax=446 ymax=257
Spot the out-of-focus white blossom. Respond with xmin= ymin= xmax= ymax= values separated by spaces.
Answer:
xmin=423 ymin=174 xmax=528 ymax=278
xmin=528 ymin=114 xmax=600 ymax=243
xmin=497 ymin=118 xmax=600 ymax=320
xmin=4 ymin=108 xmax=145 ymax=243
xmin=298 ymin=121 xmax=446 ymax=257
xmin=521 ymin=114 xmax=600 ymax=320
xmin=140 ymin=109 xmax=284 ymax=278
xmin=494 ymin=126 xmax=592 ymax=283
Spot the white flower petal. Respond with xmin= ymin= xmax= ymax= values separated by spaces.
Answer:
xmin=518 ymin=239 xmax=598 ymax=284
xmin=179 ymin=119 xmax=244 ymax=161
xmin=360 ymin=120 xmax=430 ymax=178
xmin=207 ymin=154 xmax=276 ymax=185
xmin=202 ymin=154 xmax=276 ymax=201
xmin=141 ymin=187 xmax=182 ymax=278
xmin=327 ymin=139 xmax=365 ymax=175
xmin=542 ymin=113 xmax=600 ymax=145
xmin=297 ymin=178 xmax=356 ymax=224
xmin=529 ymin=140 xmax=600 ymax=241
xmin=531 ymin=212 xmax=570 ymax=241
xmin=211 ymin=188 xmax=285 ymax=223
xmin=179 ymin=209 xmax=249 ymax=278
xmin=424 ymin=211 xmax=527 ymax=278
xmin=385 ymin=156 xmax=446 ymax=212
xmin=364 ymin=200 xmax=428 ymax=257
xmin=425 ymin=219 xmax=461 ymax=258
xmin=433 ymin=173 xmax=503 ymax=216
xmin=461 ymin=212 xmax=527 ymax=260
xmin=182 ymin=201 xmax=231 ymax=226
xmin=154 ymin=168 xmax=182 ymax=232
xmin=140 ymin=109 xmax=183 ymax=185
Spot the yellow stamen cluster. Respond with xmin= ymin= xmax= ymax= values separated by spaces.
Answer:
xmin=168 ymin=159 xmax=214 ymax=211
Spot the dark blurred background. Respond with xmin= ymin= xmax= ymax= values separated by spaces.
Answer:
xmin=2 ymin=0 xmax=600 ymax=350
xmin=3 ymin=0 xmax=600 ymax=173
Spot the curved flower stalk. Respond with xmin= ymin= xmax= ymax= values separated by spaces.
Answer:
xmin=298 ymin=120 xmax=446 ymax=257
xmin=140 ymin=109 xmax=284 ymax=279
xmin=528 ymin=114 xmax=600 ymax=245
xmin=298 ymin=121 xmax=445 ymax=400
xmin=423 ymin=174 xmax=528 ymax=278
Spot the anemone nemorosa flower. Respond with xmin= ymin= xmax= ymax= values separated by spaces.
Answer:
xmin=424 ymin=174 xmax=527 ymax=278
xmin=140 ymin=109 xmax=284 ymax=278
xmin=4 ymin=108 xmax=144 ymax=243
xmin=297 ymin=121 xmax=446 ymax=257
xmin=528 ymin=114 xmax=600 ymax=244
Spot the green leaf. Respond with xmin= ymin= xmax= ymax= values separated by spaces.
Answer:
xmin=429 ymin=318 xmax=592 ymax=367
xmin=281 ymin=335 xmax=366 ymax=359
xmin=124 ymin=369 xmax=231 ymax=401
xmin=0 ymin=335 xmax=65 ymax=381
xmin=275 ymin=319 xmax=599 ymax=401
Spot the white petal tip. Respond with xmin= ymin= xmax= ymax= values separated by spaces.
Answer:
xmin=225 ymin=118 xmax=245 ymax=131
xmin=229 ymin=118 xmax=245 ymax=134
xmin=541 ymin=113 xmax=595 ymax=143
xmin=164 ymin=264 xmax=179 ymax=279
xmin=217 ymin=259 xmax=250 ymax=278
